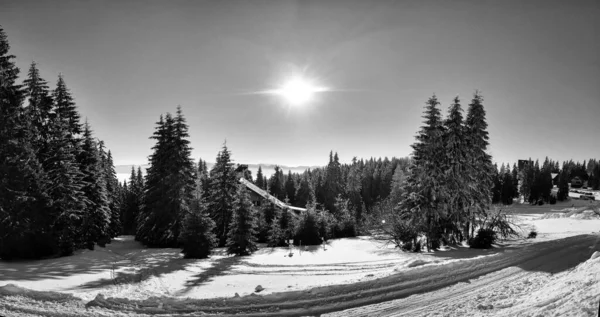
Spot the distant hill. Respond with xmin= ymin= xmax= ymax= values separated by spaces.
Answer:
xmin=115 ymin=163 xmax=319 ymax=183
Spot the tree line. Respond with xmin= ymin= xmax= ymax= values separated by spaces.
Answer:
xmin=4 ymin=25 xmax=599 ymax=260
xmin=0 ymin=28 xmax=120 ymax=259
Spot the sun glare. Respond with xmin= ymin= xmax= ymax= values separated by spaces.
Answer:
xmin=269 ymin=76 xmax=327 ymax=106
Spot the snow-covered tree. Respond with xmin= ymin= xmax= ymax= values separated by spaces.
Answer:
xmin=0 ymin=27 xmax=50 ymax=259
xmin=78 ymin=122 xmax=111 ymax=249
xmin=207 ymin=142 xmax=237 ymax=247
xmin=180 ymin=175 xmax=216 ymax=259
xmin=226 ymin=184 xmax=258 ymax=256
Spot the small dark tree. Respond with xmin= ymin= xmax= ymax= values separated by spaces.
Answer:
xmin=255 ymin=166 xmax=265 ymax=189
xmin=180 ymin=177 xmax=216 ymax=259
xmin=207 ymin=143 xmax=237 ymax=247
xmin=226 ymin=184 xmax=258 ymax=256
xmin=267 ymin=209 xmax=287 ymax=247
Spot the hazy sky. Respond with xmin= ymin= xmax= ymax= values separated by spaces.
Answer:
xmin=2 ymin=0 xmax=599 ymax=167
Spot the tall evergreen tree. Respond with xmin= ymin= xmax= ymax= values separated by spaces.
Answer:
xmin=399 ymin=94 xmax=446 ymax=250
xmin=284 ymin=170 xmax=296 ymax=205
xmin=464 ymin=91 xmax=494 ymax=238
xmin=45 ymin=105 xmax=88 ymax=255
xmin=207 ymin=142 xmax=237 ymax=247
xmin=78 ymin=122 xmax=111 ymax=249
xmin=226 ymin=184 xmax=258 ymax=256
xmin=53 ymin=74 xmax=82 ymax=137
xmin=255 ymin=166 xmax=265 ymax=189
xmin=23 ymin=61 xmax=53 ymax=157
xmin=268 ymin=166 xmax=285 ymax=200
xmin=0 ymin=27 xmax=50 ymax=259
xmin=442 ymin=96 xmax=472 ymax=240
xmin=137 ymin=107 xmax=195 ymax=247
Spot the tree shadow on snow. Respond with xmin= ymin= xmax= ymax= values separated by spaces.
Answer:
xmin=72 ymin=249 xmax=194 ymax=290
xmin=178 ymin=255 xmax=245 ymax=294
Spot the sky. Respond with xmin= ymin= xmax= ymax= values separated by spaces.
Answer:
xmin=1 ymin=0 xmax=599 ymax=168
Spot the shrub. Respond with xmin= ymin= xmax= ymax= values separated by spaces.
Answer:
xmin=549 ymin=196 xmax=557 ymax=205
xmin=527 ymin=230 xmax=537 ymax=239
xmin=537 ymin=200 xmax=544 ymax=206
xmin=294 ymin=209 xmax=322 ymax=245
xmin=179 ymin=201 xmax=217 ymax=259
xmin=469 ymin=228 xmax=497 ymax=249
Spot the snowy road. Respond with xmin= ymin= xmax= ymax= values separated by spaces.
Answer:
xmin=326 ymin=234 xmax=600 ymax=317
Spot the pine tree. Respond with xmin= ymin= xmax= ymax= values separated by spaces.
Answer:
xmin=226 ymin=184 xmax=258 ymax=256
xmin=284 ymin=170 xmax=296 ymax=205
xmin=104 ymin=150 xmax=121 ymax=237
xmin=78 ymin=122 xmax=111 ymax=249
xmin=389 ymin=165 xmax=406 ymax=205
xmin=267 ymin=208 xmax=287 ymax=247
xmin=0 ymin=27 xmax=51 ymax=259
xmin=23 ymin=61 xmax=54 ymax=159
xmin=492 ymin=164 xmax=502 ymax=204
xmin=511 ymin=163 xmax=519 ymax=198
xmin=464 ymin=91 xmax=494 ymax=238
xmin=137 ymin=108 xmax=195 ymax=247
xmin=324 ymin=151 xmax=344 ymax=215
xmin=45 ymin=109 xmax=88 ymax=255
xmin=207 ymin=142 xmax=237 ymax=247
xmin=180 ymin=173 xmax=216 ymax=259
xmin=346 ymin=158 xmax=364 ymax=225
xmin=400 ymin=94 xmax=446 ymax=250
xmin=53 ymin=74 xmax=82 ymax=137
xmin=500 ymin=171 xmax=514 ymax=205
xmin=268 ymin=166 xmax=285 ymax=200
xmin=255 ymin=166 xmax=264 ymax=189
xmin=442 ymin=96 xmax=472 ymax=240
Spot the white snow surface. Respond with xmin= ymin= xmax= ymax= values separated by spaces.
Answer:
xmin=1 ymin=202 xmax=599 ymax=317
xmin=1 ymin=236 xmax=445 ymax=301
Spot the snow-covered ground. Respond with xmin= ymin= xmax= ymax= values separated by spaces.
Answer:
xmin=0 ymin=235 xmax=452 ymax=302
xmin=1 ymin=201 xmax=599 ymax=316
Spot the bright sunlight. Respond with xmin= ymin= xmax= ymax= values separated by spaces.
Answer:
xmin=268 ymin=76 xmax=328 ymax=106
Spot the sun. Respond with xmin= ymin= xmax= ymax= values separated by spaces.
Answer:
xmin=269 ymin=76 xmax=328 ymax=106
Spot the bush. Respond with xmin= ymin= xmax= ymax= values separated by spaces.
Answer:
xmin=549 ymin=196 xmax=557 ymax=205
xmin=527 ymin=230 xmax=537 ymax=239
xmin=469 ymin=228 xmax=497 ymax=249
xmin=294 ymin=210 xmax=322 ymax=245
xmin=179 ymin=202 xmax=217 ymax=259
xmin=537 ymin=200 xmax=544 ymax=206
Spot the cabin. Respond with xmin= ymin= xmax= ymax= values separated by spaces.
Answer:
xmin=551 ymin=173 xmax=559 ymax=187
xmin=570 ymin=176 xmax=583 ymax=188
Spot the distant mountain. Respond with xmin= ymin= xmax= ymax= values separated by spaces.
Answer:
xmin=115 ymin=163 xmax=320 ymax=183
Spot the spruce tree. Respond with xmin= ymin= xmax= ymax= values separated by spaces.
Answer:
xmin=207 ymin=142 xmax=237 ymax=247
xmin=137 ymin=108 xmax=195 ymax=247
xmin=464 ymin=91 xmax=494 ymax=238
xmin=180 ymin=173 xmax=216 ymax=259
xmin=53 ymin=74 xmax=82 ymax=137
xmin=104 ymin=150 xmax=122 ymax=237
xmin=399 ymin=94 xmax=446 ymax=250
xmin=226 ymin=184 xmax=258 ymax=256
xmin=23 ymin=61 xmax=54 ymax=158
xmin=0 ymin=27 xmax=50 ymax=259
xmin=45 ymin=110 xmax=88 ymax=255
xmin=267 ymin=208 xmax=287 ymax=247
xmin=255 ymin=165 xmax=264 ymax=189
xmin=78 ymin=122 xmax=111 ymax=249
xmin=284 ymin=170 xmax=296 ymax=205
xmin=442 ymin=96 xmax=471 ymax=240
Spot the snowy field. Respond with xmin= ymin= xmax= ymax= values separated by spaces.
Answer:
xmin=1 ymin=201 xmax=599 ymax=316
